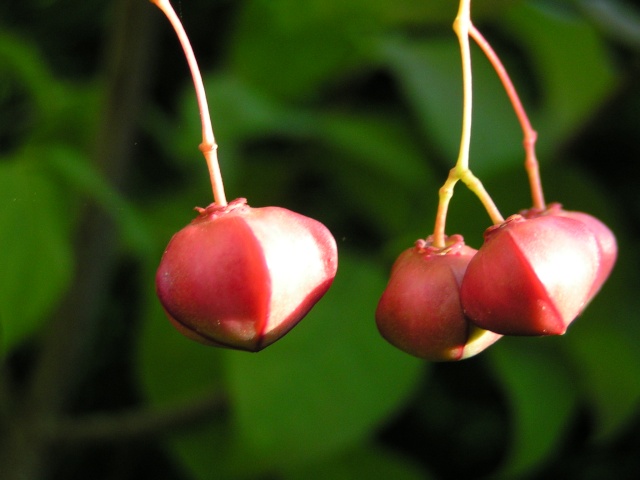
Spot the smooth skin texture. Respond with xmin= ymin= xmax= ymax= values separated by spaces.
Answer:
xmin=376 ymin=237 xmax=501 ymax=361
xmin=460 ymin=215 xmax=600 ymax=336
xmin=157 ymin=198 xmax=338 ymax=352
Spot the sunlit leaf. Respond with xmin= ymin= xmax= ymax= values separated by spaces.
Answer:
xmin=541 ymin=165 xmax=640 ymax=441
xmin=488 ymin=338 xmax=579 ymax=476
xmin=137 ymin=279 xmax=227 ymax=406
xmin=565 ymin=298 xmax=640 ymax=442
xmin=501 ymin=1 xmax=618 ymax=150
xmin=0 ymin=157 xmax=73 ymax=354
xmin=378 ymin=36 xmax=523 ymax=177
xmin=230 ymin=0 xmax=364 ymax=100
xmin=0 ymin=31 xmax=58 ymax=113
xmin=45 ymin=145 xmax=153 ymax=256
xmin=225 ymin=253 xmax=425 ymax=471
xmin=137 ymin=283 xmax=241 ymax=479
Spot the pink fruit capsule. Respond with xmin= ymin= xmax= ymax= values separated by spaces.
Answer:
xmin=521 ymin=203 xmax=617 ymax=299
xmin=156 ymin=198 xmax=338 ymax=352
xmin=460 ymin=214 xmax=600 ymax=336
xmin=376 ymin=235 xmax=501 ymax=361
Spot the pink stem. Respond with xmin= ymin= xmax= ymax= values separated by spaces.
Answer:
xmin=151 ymin=0 xmax=227 ymax=206
xmin=469 ymin=24 xmax=545 ymax=210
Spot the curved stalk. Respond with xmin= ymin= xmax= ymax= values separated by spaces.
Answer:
xmin=151 ymin=0 xmax=227 ymax=206
xmin=469 ymin=25 xmax=545 ymax=210
xmin=432 ymin=0 xmax=503 ymax=247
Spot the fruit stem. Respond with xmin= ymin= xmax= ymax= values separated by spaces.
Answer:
xmin=468 ymin=25 xmax=545 ymax=210
xmin=453 ymin=0 xmax=473 ymax=175
xmin=150 ymin=0 xmax=227 ymax=206
xmin=432 ymin=0 xmax=503 ymax=248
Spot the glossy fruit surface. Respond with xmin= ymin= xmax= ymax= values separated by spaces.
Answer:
xmin=521 ymin=203 xmax=617 ymax=298
xmin=376 ymin=235 xmax=501 ymax=361
xmin=156 ymin=198 xmax=338 ymax=351
xmin=460 ymin=214 xmax=600 ymax=336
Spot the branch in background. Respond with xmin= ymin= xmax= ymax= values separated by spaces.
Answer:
xmin=1 ymin=0 xmax=159 ymax=478
xmin=0 ymin=363 xmax=14 ymax=422
xmin=25 ymin=0 xmax=158 ymax=420
xmin=46 ymin=392 xmax=228 ymax=445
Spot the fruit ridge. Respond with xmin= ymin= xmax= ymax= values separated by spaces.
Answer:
xmin=376 ymin=235 xmax=501 ymax=361
xmin=460 ymin=214 xmax=601 ymax=336
xmin=156 ymin=198 xmax=338 ymax=352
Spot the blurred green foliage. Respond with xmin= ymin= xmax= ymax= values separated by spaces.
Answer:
xmin=1 ymin=0 xmax=640 ymax=478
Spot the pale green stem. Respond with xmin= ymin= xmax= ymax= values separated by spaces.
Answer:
xmin=432 ymin=0 xmax=503 ymax=247
xmin=469 ymin=24 xmax=545 ymax=210
xmin=454 ymin=0 xmax=473 ymax=174
xmin=151 ymin=0 xmax=227 ymax=206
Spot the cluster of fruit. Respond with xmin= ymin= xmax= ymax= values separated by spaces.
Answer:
xmin=151 ymin=0 xmax=616 ymax=359
xmin=375 ymin=204 xmax=617 ymax=361
xmin=375 ymin=1 xmax=617 ymax=360
xmin=156 ymin=197 xmax=337 ymax=352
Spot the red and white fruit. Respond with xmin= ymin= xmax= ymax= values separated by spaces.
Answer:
xmin=460 ymin=214 xmax=600 ymax=336
xmin=521 ymin=203 xmax=617 ymax=299
xmin=376 ymin=235 xmax=501 ymax=361
xmin=156 ymin=198 xmax=338 ymax=352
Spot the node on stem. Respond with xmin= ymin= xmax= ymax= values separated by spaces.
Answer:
xmin=431 ymin=0 xmax=503 ymax=247
xmin=150 ymin=0 xmax=226 ymax=206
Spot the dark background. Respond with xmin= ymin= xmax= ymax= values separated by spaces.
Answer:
xmin=1 ymin=0 xmax=640 ymax=478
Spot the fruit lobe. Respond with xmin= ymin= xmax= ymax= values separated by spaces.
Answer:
xmin=460 ymin=214 xmax=600 ymax=336
xmin=375 ymin=235 xmax=501 ymax=361
xmin=521 ymin=203 xmax=617 ymax=299
xmin=156 ymin=198 xmax=338 ymax=352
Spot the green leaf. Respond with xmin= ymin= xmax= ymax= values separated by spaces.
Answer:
xmin=578 ymin=0 xmax=640 ymax=49
xmin=136 ymin=253 xmax=424 ymax=479
xmin=316 ymin=111 xmax=438 ymax=236
xmin=225 ymin=253 xmax=425 ymax=472
xmin=0 ymin=31 xmax=58 ymax=113
xmin=0 ymin=31 xmax=98 ymax=147
xmin=230 ymin=0 xmax=364 ymax=100
xmin=229 ymin=0 xmax=517 ymax=105
xmin=378 ymin=36 xmax=523 ymax=178
xmin=137 ymin=283 xmax=238 ymax=480
xmin=564 ymin=299 xmax=640 ymax=442
xmin=137 ymin=281 xmax=227 ymax=407
xmin=45 ymin=145 xmax=153 ymax=256
xmin=539 ymin=165 xmax=640 ymax=441
xmin=0 ymin=158 xmax=73 ymax=354
xmin=501 ymin=2 xmax=618 ymax=150
xmin=148 ymin=73 xmax=318 ymax=201
xmin=488 ymin=338 xmax=579 ymax=476
xmin=317 ymin=112 xmax=433 ymax=192
xmin=204 ymin=75 xmax=316 ymax=143
xmin=380 ymin=3 xmax=617 ymax=179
